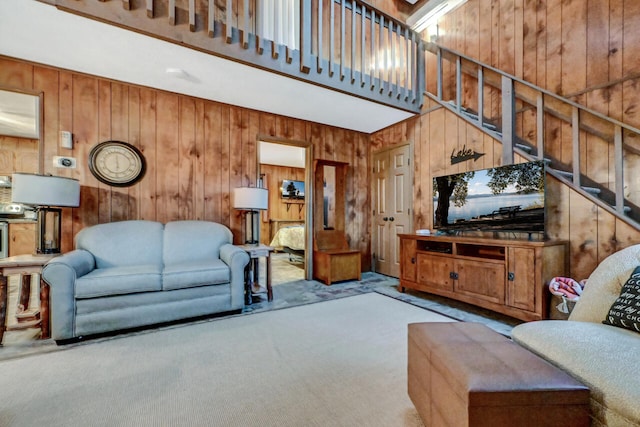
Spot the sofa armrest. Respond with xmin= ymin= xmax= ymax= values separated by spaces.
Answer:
xmin=41 ymin=249 xmax=95 ymax=341
xmin=220 ymin=244 xmax=250 ymax=308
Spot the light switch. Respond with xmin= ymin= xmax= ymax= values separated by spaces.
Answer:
xmin=60 ymin=131 xmax=73 ymax=149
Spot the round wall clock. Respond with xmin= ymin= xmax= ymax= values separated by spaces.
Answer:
xmin=88 ymin=140 xmax=146 ymax=187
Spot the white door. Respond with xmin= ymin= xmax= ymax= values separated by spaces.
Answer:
xmin=372 ymin=143 xmax=412 ymax=277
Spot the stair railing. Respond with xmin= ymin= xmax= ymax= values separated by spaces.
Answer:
xmin=424 ymin=42 xmax=640 ymax=229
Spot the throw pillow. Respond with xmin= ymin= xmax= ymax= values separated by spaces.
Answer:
xmin=602 ymin=266 xmax=640 ymax=333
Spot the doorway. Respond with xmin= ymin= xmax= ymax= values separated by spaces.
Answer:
xmin=258 ymin=138 xmax=313 ymax=282
xmin=371 ymin=143 xmax=413 ymax=277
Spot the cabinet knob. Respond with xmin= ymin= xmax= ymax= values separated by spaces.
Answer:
xmin=383 ymin=217 xmax=388 ymax=221
xmin=389 ymin=217 xmax=395 ymax=221
xmin=411 ymin=257 xmax=415 ymax=264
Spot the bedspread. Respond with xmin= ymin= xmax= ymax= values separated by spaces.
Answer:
xmin=269 ymin=225 xmax=305 ymax=250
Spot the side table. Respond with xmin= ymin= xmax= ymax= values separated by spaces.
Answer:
xmin=239 ymin=244 xmax=274 ymax=305
xmin=0 ymin=254 xmax=56 ymax=345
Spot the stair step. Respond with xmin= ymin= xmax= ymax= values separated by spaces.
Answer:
xmin=582 ymin=186 xmax=602 ymax=195
xmin=515 ymin=143 xmax=532 ymax=153
xmin=549 ymin=168 xmax=573 ymax=178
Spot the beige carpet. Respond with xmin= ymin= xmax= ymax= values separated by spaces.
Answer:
xmin=0 ymin=293 xmax=453 ymax=426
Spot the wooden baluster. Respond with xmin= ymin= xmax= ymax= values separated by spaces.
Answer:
xmin=370 ymin=9 xmax=376 ymax=91
xmin=189 ymin=0 xmax=196 ymax=32
xmin=241 ymin=0 xmax=249 ymax=48
xmin=317 ymin=0 xmax=323 ymax=73
xmin=208 ymin=0 xmax=215 ymax=37
xmin=285 ymin=0 xmax=293 ymax=64
xmin=226 ymin=0 xmax=233 ymax=43
xmin=379 ymin=14 xmax=385 ymax=93
xmin=403 ymin=26 xmax=409 ymax=100
xmin=301 ymin=0 xmax=312 ymax=73
xmin=360 ymin=2 xmax=366 ymax=87
xmin=329 ymin=0 xmax=335 ymax=76
xmin=350 ymin=0 xmax=356 ymax=84
xmin=272 ymin=1 xmax=279 ymax=59
xmin=388 ymin=19 xmax=394 ymax=97
xmin=122 ymin=0 xmax=131 ymax=10
xmin=397 ymin=24 xmax=404 ymax=99
xmin=169 ymin=0 xmax=176 ymax=25
xmin=146 ymin=0 xmax=153 ymax=18
xmin=614 ymin=126 xmax=624 ymax=214
xmin=340 ymin=0 xmax=345 ymax=80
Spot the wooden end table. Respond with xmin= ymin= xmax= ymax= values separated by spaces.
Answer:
xmin=239 ymin=244 xmax=274 ymax=305
xmin=0 ymin=254 xmax=56 ymax=344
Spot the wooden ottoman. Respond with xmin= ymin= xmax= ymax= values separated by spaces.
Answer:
xmin=408 ymin=322 xmax=590 ymax=427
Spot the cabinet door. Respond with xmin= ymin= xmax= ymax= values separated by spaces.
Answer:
xmin=400 ymin=238 xmax=417 ymax=282
xmin=455 ymin=259 xmax=505 ymax=304
xmin=9 ymin=223 xmax=35 ymax=256
xmin=417 ymin=253 xmax=453 ymax=291
xmin=506 ymin=247 xmax=536 ymax=312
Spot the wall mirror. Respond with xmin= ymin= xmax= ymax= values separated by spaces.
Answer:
xmin=0 ymin=89 xmax=40 ymax=139
xmin=0 ymin=87 xmax=42 ymax=176
xmin=322 ymin=165 xmax=336 ymax=230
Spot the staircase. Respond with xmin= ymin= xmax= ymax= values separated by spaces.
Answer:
xmin=424 ymin=42 xmax=640 ymax=231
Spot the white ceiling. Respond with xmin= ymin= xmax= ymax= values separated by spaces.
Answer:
xmin=0 ymin=1 xmax=415 ymax=134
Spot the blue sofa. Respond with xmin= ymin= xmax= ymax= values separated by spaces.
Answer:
xmin=42 ymin=220 xmax=249 ymax=342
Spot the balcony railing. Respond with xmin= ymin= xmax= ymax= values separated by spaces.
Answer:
xmin=50 ymin=0 xmax=424 ymax=113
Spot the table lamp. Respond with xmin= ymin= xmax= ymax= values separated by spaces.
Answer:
xmin=12 ymin=173 xmax=80 ymax=254
xmin=232 ymin=187 xmax=268 ymax=245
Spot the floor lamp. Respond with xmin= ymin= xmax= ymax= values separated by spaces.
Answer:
xmin=232 ymin=187 xmax=268 ymax=245
xmin=11 ymin=173 xmax=80 ymax=254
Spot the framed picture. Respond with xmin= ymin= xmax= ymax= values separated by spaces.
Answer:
xmin=281 ymin=179 xmax=305 ymax=200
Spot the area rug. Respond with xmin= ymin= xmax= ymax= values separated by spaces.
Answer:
xmin=0 ymin=293 xmax=453 ymax=426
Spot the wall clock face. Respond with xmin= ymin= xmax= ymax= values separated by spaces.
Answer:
xmin=88 ymin=141 xmax=146 ymax=187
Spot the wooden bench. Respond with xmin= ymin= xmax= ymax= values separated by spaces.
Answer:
xmin=313 ymin=229 xmax=361 ymax=285
xmin=408 ymin=322 xmax=590 ymax=427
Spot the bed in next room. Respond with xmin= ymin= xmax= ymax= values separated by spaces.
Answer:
xmin=269 ymin=222 xmax=305 ymax=261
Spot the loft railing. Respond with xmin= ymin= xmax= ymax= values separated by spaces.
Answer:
xmin=423 ymin=42 xmax=640 ymax=229
xmin=48 ymin=0 xmax=424 ymax=113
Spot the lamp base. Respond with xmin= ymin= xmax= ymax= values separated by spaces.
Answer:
xmin=36 ymin=207 xmax=62 ymax=255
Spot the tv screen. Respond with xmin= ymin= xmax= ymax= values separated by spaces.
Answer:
xmin=281 ymin=179 xmax=305 ymax=200
xmin=433 ymin=161 xmax=545 ymax=233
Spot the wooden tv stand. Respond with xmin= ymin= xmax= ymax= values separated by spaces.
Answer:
xmin=399 ymin=234 xmax=568 ymax=322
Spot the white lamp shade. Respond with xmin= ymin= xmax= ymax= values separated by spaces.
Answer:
xmin=11 ymin=173 xmax=80 ymax=207
xmin=232 ymin=187 xmax=268 ymax=210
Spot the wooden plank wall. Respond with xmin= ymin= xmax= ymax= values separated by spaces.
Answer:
xmin=0 ymin=56 xmax=371 ymax=270
xmin=259 ymin=163 xmax=306 ymax=245
xmin=373 ymin=0 xmax=640 ymax=281
xmin=0 ymin=135 xmax=38 ymax=175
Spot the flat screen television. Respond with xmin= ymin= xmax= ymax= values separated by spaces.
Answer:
xmin=281 ymin=179 xmax=305 ymax=200
xmin=433 ymin=160 xmax=545 ymax=234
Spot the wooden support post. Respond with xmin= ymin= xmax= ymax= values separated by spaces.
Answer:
xmin=478 ymin=67 xmax=484 ymax=128
xmin=146 ymin=0 xmax=153 ymax=18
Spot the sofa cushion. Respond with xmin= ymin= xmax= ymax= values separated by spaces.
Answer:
xmin=570 ymin=244 xmax=640 ymax=323
xmin=602 ymin=266 xmax=640 ymax=333
xmin=162 ymin=259 xmax=230 ymax=291
xmin=512 ymin=320 xmax=640 ymax=426
xmin=75 ymin=220 xmax=164 ymax=269
xmin=76 ymin=264 xmax=162 ymax=299
xmin=163 ymin=221 xmax=233 ymax=266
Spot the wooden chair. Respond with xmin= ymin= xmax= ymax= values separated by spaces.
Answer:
xmin=313 ymin=229 xmax=361 ymax=285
